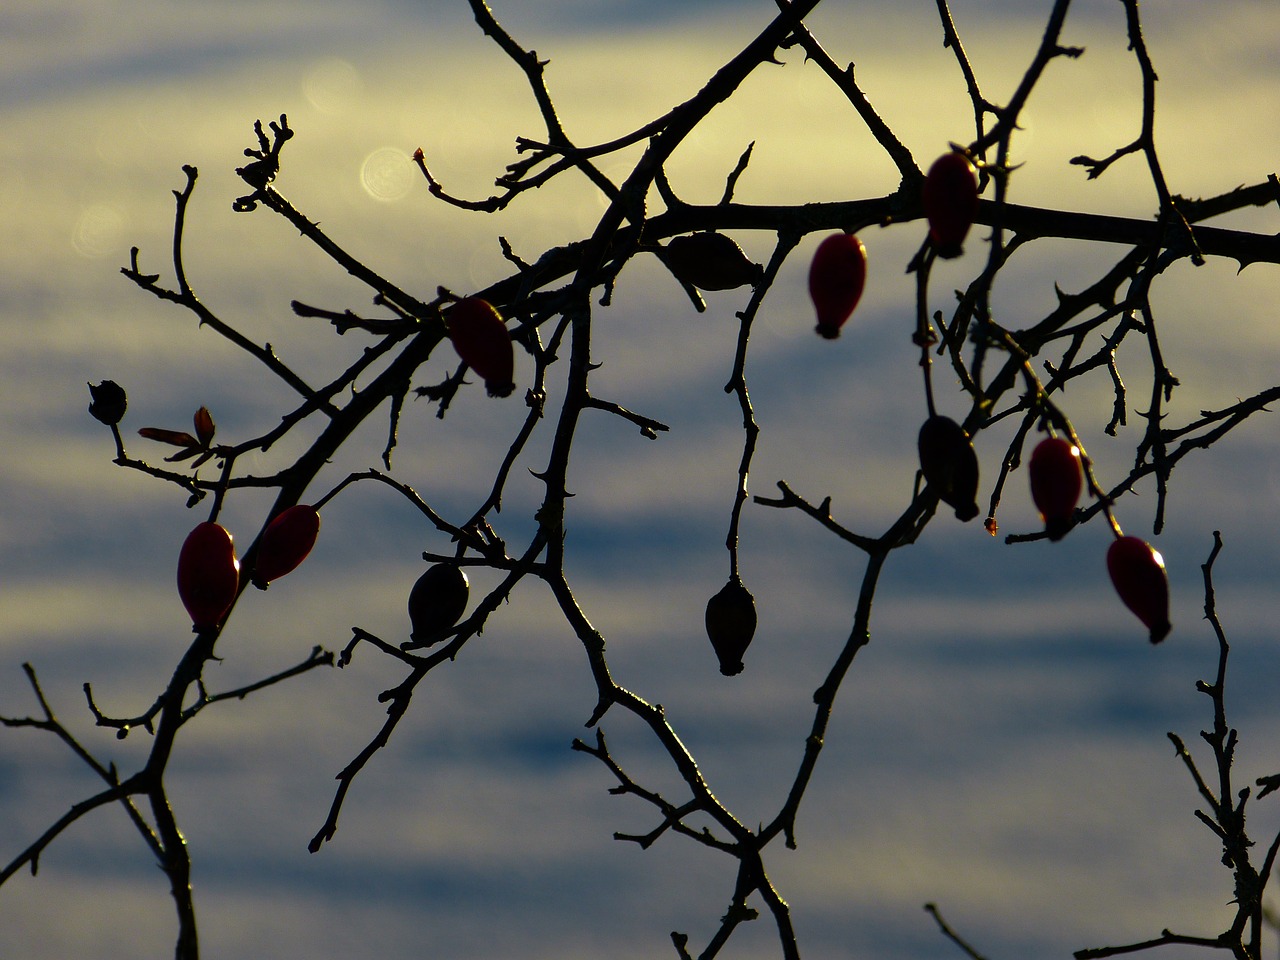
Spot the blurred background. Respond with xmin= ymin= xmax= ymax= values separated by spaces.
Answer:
xmin=2 ymin=1 xmax=1279 ymax=957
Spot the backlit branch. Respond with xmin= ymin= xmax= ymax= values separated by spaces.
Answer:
xmin=8 ymin=3 xmax=1280 ymax=959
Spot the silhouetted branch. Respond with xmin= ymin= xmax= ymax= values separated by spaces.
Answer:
xmin=184 ymin=646 xmax=334 ymax=722
xmin=10 ymin=3 xmax=1280 ymax=958
xmin=1079 ymin=534 xmax=1268 ymax=959
xmin=925 ymin=903 xmax=991 ymax=960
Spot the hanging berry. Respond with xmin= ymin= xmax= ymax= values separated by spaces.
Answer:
xmin=808 ymin=233 xmax=867 ymax=339
xmin=446 ymin=297 xmax=515 ymax=398
xmin=1028 ymin=437 xmax=1083 ymax=541
xmin=87 ymin=380 xmax=127 ymax=425
xmin=923 ymin=152 xmax=980 ymax=259
xmin=406 ymin=563 xmax=470 ymax=648
xmin=917 ymin=415 xmax=980 ymax=522
xmin=1107 ymin=537 xmax=1171 ymax=644
xmin=657 ymin=232 xmax=763 ymax=291
xmin=177 ymin=522 xmax=240 ymax=630
xmin=252 ymin=504 xmax=321 ymax=589
xmin=704 ymin=576 xmax=757 ymax=676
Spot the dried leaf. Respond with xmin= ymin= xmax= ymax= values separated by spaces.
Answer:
xmin=166 ymin=447 xmax=205 ymax=463
xmin=139 ymin=427 xmax=199 ymax=447
xmin=193 ymin=407 xmax=216 ymax=446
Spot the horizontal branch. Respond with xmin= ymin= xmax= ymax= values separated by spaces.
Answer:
xmin=1075 ymin=929 xmax=1227 ymax=959
xmin=645 ymin=197 xmax=1280 ymax=267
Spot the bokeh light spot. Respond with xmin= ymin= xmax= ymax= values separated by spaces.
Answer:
xmin=302 ymin=58 xmax=363 ymax=115
xmin=72 ymin=204 xmax=126 ymax=259
xmin=360 ymin=147 xmax=415 ymax=202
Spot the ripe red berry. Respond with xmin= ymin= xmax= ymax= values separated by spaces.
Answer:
xmin=808 ymin=233 xmax=867 ymax=339
xmin=1106 ymin=536 xmax=1171 ymax=644
xmin=252 ymin=504 xmax=321 ymax=589
xmin=1028 ymin=437 xmax=1083 ymax=541
xmin=917 ymin=415 xmax=980 ymax=522
xmin=407 ymin=563 xmax=470 ymax=648
xmin=447 ymin=297 xmax=515 ymax=398
xmin=177 ymin=522 xmax=240 ymax=629
xmin=923 ymin=152 xmax=979 ymax=259
xmin=704 ymin=576 xmax=757 ymax=676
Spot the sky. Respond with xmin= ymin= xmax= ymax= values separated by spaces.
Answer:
xmin=2 ymin=1 xmax=1279 ymax=959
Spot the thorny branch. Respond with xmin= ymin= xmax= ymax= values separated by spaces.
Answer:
xmin=6 ymin=1 xmax=1280 ymax=959
xmin=1076 ymin=534 xmax=1280 ymax=960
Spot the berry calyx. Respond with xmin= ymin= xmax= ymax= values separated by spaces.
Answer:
xmin=1029 ymin=437 xmax=1083 ymax=541
xmin=704 ymin=576 xmax=757 ymax=676
xmin=918 ymin=415 xmax=980 ymax=522
xmin=923 ymin=152 xmax=980 ymax=259
xmin=177 ymin=522 xmax=240 ymax=630
xmin=447 ymin=297 xmax=515 ymax=398
xmin=407 ymin=563 xmax=470 ymax=648
xmin=1107 ymin=536 xmax=1171 ymax=644
xmin=808 ymin=233 xmax=867 ymax=339
xmin=252 ymin=504 xmax=321 ymax=589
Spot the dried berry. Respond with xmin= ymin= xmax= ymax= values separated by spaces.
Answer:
xmin=808 ymin=233 xmax=867 ymax=339
xmin=447 ymin=297 xmax=515 ymax=398
xmin=406 ymin=563 xmax=470 ymax=648
xmin=1107 ymin=536 xmax=1171 ymax=644
xmin=923 ymin=152 xmax=980 ymax=259
xmin=252 ymin=504 xmax=321 ymax=589
xmin=177 ymin=522 xmax=240 ymax=630
xmin=88 ymin=380 xmax=127 ymax=426
xmin=1028 ymin=437 xmax=1083 ymax=541
xmin=656 ymin=232 xmax=762 ymax=291
xmin=918 ymin=415 xmax=980 ymax=522
xmin=704 ymin=576 xmax=757 ymax=676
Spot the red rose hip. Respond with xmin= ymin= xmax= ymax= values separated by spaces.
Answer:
xmin=1029 ymin=437 xmax=1083 ymax=541
xmin=918 ymin=415 xmax=980 ymax=522
xmin=658 ymin=232 xmax=762 ymax=291
xmin=447 ymin=297 xmax=515 ymax=398
xmin=808 ymin=233 xmax=867 ymax=339
xmin=923 ymin=152 xmax=979 ymax=259
xmin=177 ymin=521 xmax=240 ymax=629
xmin=1107 ymin=536 xmax=1171 ymax=643
xmin=252 ymin=504 xmax=321 ymax=589
xmin=406 ymin=563 xmax=470 ymax=648
xmin=704 ymin=576 xmax=757 ymax=676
